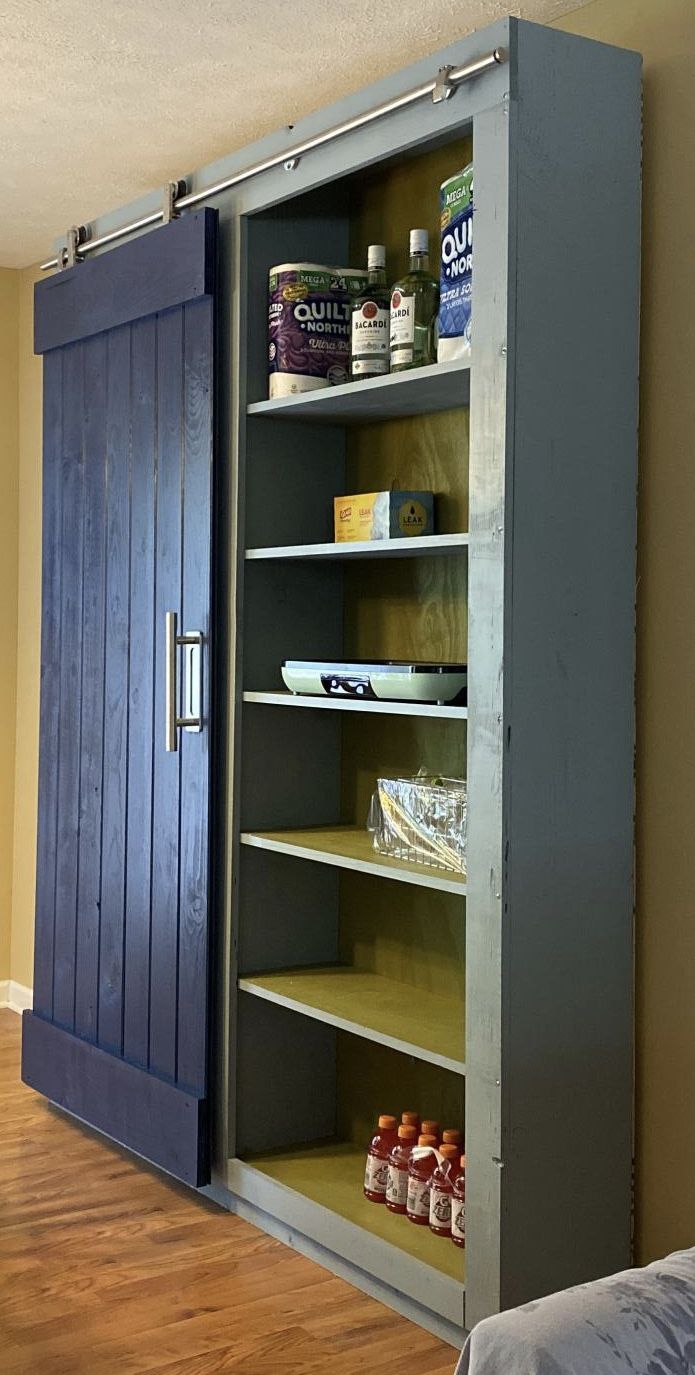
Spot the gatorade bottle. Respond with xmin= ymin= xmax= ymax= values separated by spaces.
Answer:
xmin=421 ymin=1119 xmax=441 ymax=1143
xmin=401 ymin=1110 xmax=420 ymax=1136
xmin=451 ymin=1154 xmax=466 ymax=1247
xmin=386 ymin=1124 xmax=418 ymax=1214
xmin=364 ymin=1115 xmax=399 ymax=1203
xmin=406 ymin=1134 xmax=439 ymax=1225
xmin=429 ymin=1144 xmax=459 ymax=1236
xmin=442 ymin=1128 xmax=462 ymax=1149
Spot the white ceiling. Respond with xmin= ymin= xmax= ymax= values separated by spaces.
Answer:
xmin=0 ymin=0 xmax=588 ymax=268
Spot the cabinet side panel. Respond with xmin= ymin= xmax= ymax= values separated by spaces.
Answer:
xmin=501 ymin=22 xmax=640 ymax=1307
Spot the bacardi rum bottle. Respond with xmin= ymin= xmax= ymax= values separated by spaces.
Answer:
xmin=389 ymin=229 xmax=439 ymax=371
xmin=350 ymin=245 xmax=390 ymax=379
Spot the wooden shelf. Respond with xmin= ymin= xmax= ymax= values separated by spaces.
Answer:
xmin=237 ymin=1140 xmax=466 ymax=1284
xmin=247 ymin=360 xmax=471 ymax=424
xmin=242 ymin=691 xmax=467 ymax=720
xmin=239 ymin=966 xmax=465 ymax=1075
xmin=245 ymin=533 xmax=469 ymax=562
xmin=240 ymin=826 xmax=467 ymax=895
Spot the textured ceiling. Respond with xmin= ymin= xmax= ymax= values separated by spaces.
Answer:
xmin=0 ymin=0 xmax=588 ymax=267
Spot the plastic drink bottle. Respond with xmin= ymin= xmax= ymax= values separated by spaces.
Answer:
xmin=429 ymin=1144 xmax=460 ymax=1236
xmin=421 ymin=1119 xmax=440 ymax=1142
xmin=364 ymin=1115 xmax=399 ymax=1203
xmin=385 ymin=1124 xmax=418 ymax=1214
xmin=442 ymin=1128 xmax=462 ymax=1149
xmin=401 ymin=1110 xmax=420 ymax=1135
xmin=406 ymin=1134 xmax=439 ymax=1225
xmin=451 ymin=1154 xmax=466 ymax=1247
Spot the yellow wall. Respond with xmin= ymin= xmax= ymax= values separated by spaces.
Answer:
xmin=0 ymin=271 xmax=19 ymax=983
xmin=4 ymin=0 xmax=695 ymax=1267
xmin=554 ymin=0 xmax=695 ymax=1268
xmin=10 ymin=266 xmax=42 ymax=992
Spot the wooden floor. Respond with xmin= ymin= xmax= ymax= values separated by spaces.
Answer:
xmin=0 ymin=1010 xmax=457 ymax=1373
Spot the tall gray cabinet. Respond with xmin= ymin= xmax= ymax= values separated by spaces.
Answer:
xmin=44 ymin=15 xmax=641 ymax=1347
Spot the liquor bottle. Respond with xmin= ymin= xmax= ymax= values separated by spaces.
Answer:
xmin=350 ymin=245 xmax=390 ymax=380
xmin=389 ymin=229 xmax=439 ymax=371
xmin=363 ymin=1114 xmax=399 ymax=1203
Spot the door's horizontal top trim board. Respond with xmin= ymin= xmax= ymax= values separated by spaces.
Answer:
xmin=34 ymin=210 xmax=217 ymax=354
xmin=231 ymin=1142 xmax=466 ymax=1289
xmin=245 ymin=534 xmax=470 ymax=562
xmin=239 ymin=966 xmax=466 ymax=1074
xmin=242 ymin=691 xmax=467 ymax=721
xmin=240 ymin=827 xmax=467 ymax=894
xmin=247 ymin=360 xmax=471 ymax=424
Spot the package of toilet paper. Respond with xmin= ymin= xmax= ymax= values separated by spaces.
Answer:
xmin=437 ymin=165 xmax=473 ymax=363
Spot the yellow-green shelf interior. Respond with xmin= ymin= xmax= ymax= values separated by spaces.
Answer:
xmin=241 ymin=824 xmax=467 ymax=893
xmin=240 ymin=964 xmax=465 ymax=1071
xmin=246 ymin=1138 xmax=465 ymax=1283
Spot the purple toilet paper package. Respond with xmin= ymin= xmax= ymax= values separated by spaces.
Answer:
xmin=437 ymin=165 xmax=473 ymax=363
xmin=268 ymin=263 xmax=368 ymax=398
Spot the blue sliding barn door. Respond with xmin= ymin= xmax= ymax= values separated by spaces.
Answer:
xmin=22 ymin=209 xmax=217 ymax=1187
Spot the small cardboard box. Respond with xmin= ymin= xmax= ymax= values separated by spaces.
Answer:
xmin=334 ymin=490 xmax=434 ymax=542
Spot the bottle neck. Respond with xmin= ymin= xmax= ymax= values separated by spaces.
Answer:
xmin=367 ymin=264 xmax=386 ymax=286
xmin=409 ymin=251 xmax=429 ymax=273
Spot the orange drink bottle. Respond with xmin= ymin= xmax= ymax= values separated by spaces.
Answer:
xmin=406 ymin=1134 xmax=439 ymax=1225
xmin=386 ymin=1124 xmax=418 ymax=1214
xmin=429 ymin=1144 xmax=460 ymax=1236
xmin=451 ymin=1154 xmax=466 ymax=1247
xmin=364 ymin=1115 xmax=399 ymax=1203
xmin=421 ymin=1119 xmax=440 ymax=1143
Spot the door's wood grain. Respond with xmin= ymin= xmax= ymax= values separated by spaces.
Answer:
xmin=75 ymin=332 xmax=108 ymax=1041
xmin=123 ymin=316 xmax=157 ymax=1069
xmin=53 ymin=341 xmax=85 ymax=1031
xmin=32 ymin=350 xmax=63 ymax=1020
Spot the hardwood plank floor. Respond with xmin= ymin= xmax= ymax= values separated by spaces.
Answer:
xmin=0 ymin=1011 xmax=457 ymax=1373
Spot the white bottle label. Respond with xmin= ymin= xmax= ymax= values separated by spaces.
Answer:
xmin=386 ymin=1162 xmax=408 ymax=1208
xmin=429 ymin=1185 xmax=452 ymax=1230
xmin=352 ymin=303 xmax=389 ymax=375
xmin=451 ymin=1195 xmax=466 ymax=1242
xmin=407 ymin=1174 xmax=431 ymax=1219
xmin=390 ymin=292 xmax=415 ymax=365
xmin=364 ymin=1153 xmax=388 ymax=1195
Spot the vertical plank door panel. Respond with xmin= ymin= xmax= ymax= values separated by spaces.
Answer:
xmin=75 ymin=333 xmax=108 ymax=1042
xmin=23 ymin=209 xmax=217 ymax=1188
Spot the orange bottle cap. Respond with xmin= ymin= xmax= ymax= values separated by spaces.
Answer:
xmin=421 ymin=1120 xmax=440 ymax=1135
xmin=460 ymin=1154 xmax=467 ymax=1169
xmin=398 ymin=1124 xmax=417 ymax=1140
xmin=442 ymin=1129 xmax=462 ymax=1144
xmin=440 ymin=1144 xmax=459 ymax=1160
xmin=378 ymin=1115 xmax=397 ymax=1130
xmin=402 ymin=1111 xmax=419 ymax=1124
xmin=418 ymin=1134 xmax=438 ymax=1147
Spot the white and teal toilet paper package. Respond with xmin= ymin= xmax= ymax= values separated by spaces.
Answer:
xmin=437 ymin=165 xmax=473 ymax=362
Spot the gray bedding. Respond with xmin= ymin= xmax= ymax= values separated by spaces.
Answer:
xmin=455 ymin=1249 xmax=695 ymax=1374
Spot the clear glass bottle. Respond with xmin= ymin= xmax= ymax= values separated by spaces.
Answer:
xmin=350 ymin=245 xmax=390 ymax=380
xmin=389 ymin=229 xmax=439 ymax=371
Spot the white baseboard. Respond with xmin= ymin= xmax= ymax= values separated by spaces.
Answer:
xmin=0 ymin=981 xmax=33 ymax=1014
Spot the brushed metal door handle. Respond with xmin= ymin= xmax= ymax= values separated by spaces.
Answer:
xmin=165 ymin=611 xmax=203 ymax=752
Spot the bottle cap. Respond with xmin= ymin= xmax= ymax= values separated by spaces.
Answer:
xmin=418 ymin=1134 xmax=438 ymax=1147
xmin=402 ymin=1111 xmax=419 ymax=1126
xmin=367 ymin=243 xmax=386 ymax=269
xmin=440 ymin=1144 xmax=459 ymax=1160
xmin=460 ymin=1154 xmax=467 ymax=1170
xmin=398 ymin=1124 xmax=417 ymax=1140
xmin=409 ymin=228 xmax=429 ymax=255
xmin=442 ymin=1129 xmax=462 ymax=1144
xmin=421 ymin=1119 xmax=439 ymax=1136
xmin=378 ymin=1114 xmax=397 ymax=1130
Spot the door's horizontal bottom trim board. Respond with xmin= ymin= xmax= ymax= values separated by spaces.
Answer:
xmin=240 ymin=826 xmax=467 ymax=894
xmin=22 ymin=1011 xmax=208 ymax=1186
xmin=239 ymin=966 xmax=465 ymax=1075
xmin=247 ymin=360 xmax=471 ymax=423
xmin=242 ymin=690 xmax=467 ymax=720
xmin=244 ymin=533 xmax=470 ymax=562
xmin=228 ymin=1142 xmax=465 ymax=1318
